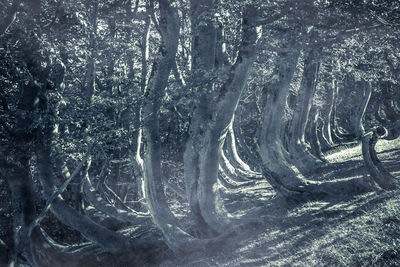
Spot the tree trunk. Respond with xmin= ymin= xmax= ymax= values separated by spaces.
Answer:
xmin=233 ymin=107 xmax=262 ymax=171
xmin=82 ymin=173 xmax=150 ymax=224
xmin=140 ymin=0 xmax=198 ymax=254
xmin=223 ymin=118 xmax=262 ymax=178
xmin=362 ymin=128 xmax=397 ymax=190
xmin=36 ymin=106 xmax=130 ymax=254
xmin=330 ymin=81 xmax=353 ymax=143
xmin=351 ymin=80 xmax=372 ymax=139
xmin=287 ymin=47 xmax=324 ymax=174
xmin=320 ymin=80 xmax=336 ymax=150
xmin=184 ymin=5 xmax=263 ymax=234
xmin=70 ymin=1 xmax=99 ymax=213
xmin=306 ymin=106 xmax=326 ymax=161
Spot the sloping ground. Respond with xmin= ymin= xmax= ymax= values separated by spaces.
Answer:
xmin=161 ymin=138 xmax=400 ymax=266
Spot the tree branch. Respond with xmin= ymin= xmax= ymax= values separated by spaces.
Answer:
xmin=0 ymin=0 xmax=23 ymax=35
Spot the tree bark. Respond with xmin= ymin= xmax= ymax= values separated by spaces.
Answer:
xmin=233 ymin=107 xmax=262 ymax=171
xmin=223 ymin=117 xmax=262 ymax=179
xmin=330 ymin=80 xmax=354 ymax=143
xmin=286 ymin=47 xmax=324 ymax=174
xmin=140 ymin=0 xmax=197 ymax=254
xmin=362 ymin=128 xmax=397 ymax=190
xmin=320 ymin=80 xmax=336 ymax=150
xmin=351 ymin=80 xmax=372 ymax=139
xmin=306 ymin=106 xmax=326 ymax=161
xmin=82 ymin=173 xmax=150 ymax=224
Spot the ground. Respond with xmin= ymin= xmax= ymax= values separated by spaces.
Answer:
xmin=3 ymin=139 xmax=399 ymax=266
xmin=160 ymin=138 xmax=400 ymax=266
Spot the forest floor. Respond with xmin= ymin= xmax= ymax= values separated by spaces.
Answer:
xmin=6 ymin=139 xmax=399 ymax=266
xmin=160 ymin=138 xmax=400 ymax=267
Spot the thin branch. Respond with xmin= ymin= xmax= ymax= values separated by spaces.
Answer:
xmin=0 ymin=0 xmax=23 ymax=35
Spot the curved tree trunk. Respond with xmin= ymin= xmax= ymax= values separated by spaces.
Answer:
xmin=320 ymin=80 xmax=336 ymax=150
xmin=330 ymin=81 xmax=355 ymax=143
xmin=306 ymin=106 xmax=326 ymax=162
xmin=233 ymin=108 xmax=262 ymax=171
xmin=351 ymin=80 xmax=372 ymax=139
xmin=34 ymin=54 xmax=130 ymax=254
xmin=218 ymin=165 xmax=255 ymax=190
xmin=362 ymin=128 xmax=397 ymax=190
xmin=82 ymin=174 xmax=150 ymax=224
xmin=219 ymin=149 xmax=253 ymax=182
xmin=140 ymin=0 xmax=198 ymax=254
xmin=183 ymin=5 xmax=263 ymax=234
xmin=223 ymin=118 xmax=262 ymax=179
